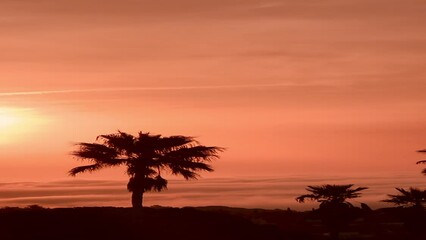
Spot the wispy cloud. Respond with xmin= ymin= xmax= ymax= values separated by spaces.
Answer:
xmin=0 ymin=83 xmax=306 ymax=97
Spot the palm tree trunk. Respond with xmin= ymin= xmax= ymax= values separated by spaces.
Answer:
xmin=131 ymin=191 xmax=144 ymax=208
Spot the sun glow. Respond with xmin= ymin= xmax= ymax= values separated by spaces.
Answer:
xmin=0 ymin=112 xmax=18 ymax=129
xmin=0 ymin=108 xmax=47 ymax=144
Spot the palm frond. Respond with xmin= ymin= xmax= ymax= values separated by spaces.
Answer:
xmin=165 ymin=158 xmax=214 ymax=171
xmin=296 ymin=184 xmax=367 ymax=204
xmin=72 ymin=143 xmax=128 ymax=167
xmin=155 ymin=135 xmax=195 ymax=151
xmin=416 ymin=148 xmax=426 ymax=175
xmin=69 ymin=164 xmax=103 ymax=176
xmin=150 ymin=175 xmax=168 ymax=191
xmin=135 ymin=132 xmax=162 ymax=153
xmin=295 ymin=194 xmax=317 ymax=203
xmin=126 ymin=164 xmax=158 ymax=176
xmin=383 ymin=187 xmax=426 ymax=207
xmin=73 ymin=143 xmax=117 ymax=160
xmin=170 ymin=168 xmax=199 ymax=180
xmin=98 ymin=131 xmax=136 ymax=154
xmin=127 ymin=175 xmax=168 ymax=192
xmin=164 ymin=146 xmax=224 ymax=161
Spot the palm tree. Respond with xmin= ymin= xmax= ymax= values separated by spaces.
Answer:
xmin=383 ymin=187 xmax=426 ymax=208
xmin=69 ymin=131 xmax=224 ymax=208
xmin=296 ymin=184 xmax=368 ymax=240
xmin=296 ymin=184 xmax=368 ymax=207
xmin=383 ymin=188 xmax=426 ymax=239
xmin=416 ymin=149 xmax=426 ymax=175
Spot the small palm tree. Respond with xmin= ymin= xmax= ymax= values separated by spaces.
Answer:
xmin=70 ymin=131 xmax=224 ymax=208
xmin=296 ymin=184 xmax=368 ymax=240
xmin=383 ymin=188 xmax=426 ymax=239
xmin=383 ymin=187 xmax=426 ymax=208
xmin=416 ymin=149 xmax=426 ymax=175
xmin=296 ymin=184 xmax=368 ymax=207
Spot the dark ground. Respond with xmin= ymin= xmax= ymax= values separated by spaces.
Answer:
xmin=0 ymin=205 xmax=425 ymax=240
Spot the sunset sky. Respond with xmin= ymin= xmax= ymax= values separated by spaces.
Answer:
xmin=0 ymin=0 xmax=425 ymax=208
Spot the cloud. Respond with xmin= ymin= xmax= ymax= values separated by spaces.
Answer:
xmin=0 ymin=83 xmax=310 ymax=97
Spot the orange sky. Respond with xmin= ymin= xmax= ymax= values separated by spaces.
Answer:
xmin=0 ymin=0 xmax=426 ymax=187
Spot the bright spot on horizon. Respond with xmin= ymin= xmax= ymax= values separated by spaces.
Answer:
xmin=0 ymin=107 xmax=48 ymax=145
xmin=0 ymin=110 xmax=18 ymax=129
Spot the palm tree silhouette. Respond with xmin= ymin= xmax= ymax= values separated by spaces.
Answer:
xmin=296 ymin=184 xmax=368 ymax=207
xmin=69 ymin=131 xmax=224 ymax=208
xmin=416 ymin=149 xmax=426 ymax=175
xmin=383 ymin=187 xmax=426 ymax=208
xmin=383 ymin=188 xmax=426 ymax=239
xmin=296 ymin=184 xmax=368 ymax=240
